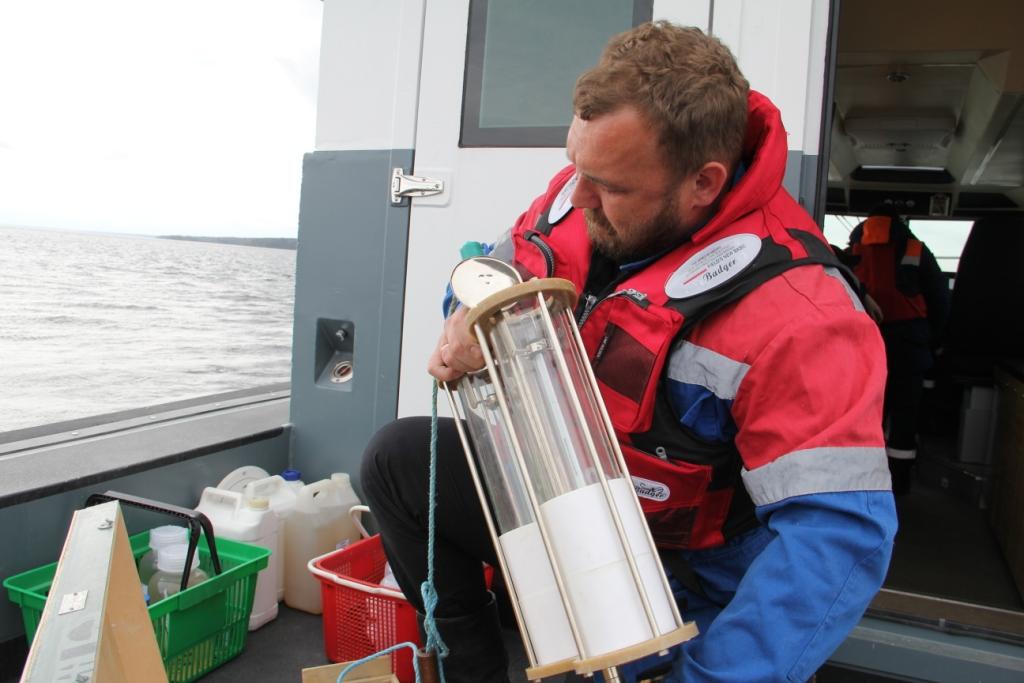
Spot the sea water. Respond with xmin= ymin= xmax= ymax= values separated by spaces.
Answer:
xmin=0 ymin=226 xmax=295 ymax=432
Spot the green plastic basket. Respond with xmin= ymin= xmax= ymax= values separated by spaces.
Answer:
xmin=4 ymin=529 xmax=269 ymax=683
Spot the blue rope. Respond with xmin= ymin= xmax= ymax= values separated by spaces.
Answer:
xmin=340 ymin=302 xmax=459 ymax=682
xmin=334 ymin=642 xmax=419 ymax=683
xmin=334 ymin=384 xmax=448 ymax=682
xmin=421 ymin=380 xmax=449 ymax=669
xmin=417 ymin=291 xmax=465 ymax=675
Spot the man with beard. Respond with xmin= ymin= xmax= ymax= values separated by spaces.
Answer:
xmin=361 ymin=21 xmax=896 ymax=683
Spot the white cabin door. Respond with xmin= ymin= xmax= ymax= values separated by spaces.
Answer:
xmin=396 ymin=1 xmax=656 ymax=417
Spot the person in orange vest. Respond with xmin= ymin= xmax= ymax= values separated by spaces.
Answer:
xmin=847 ymin=205 xmax=950 ymax=494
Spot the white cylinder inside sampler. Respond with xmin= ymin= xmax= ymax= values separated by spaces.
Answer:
xmin=498 ymin=523 xmax=577 ymax=665
xmin=499 ymin=477 xmax=677 ymax=666
xmin=543 ymin=478 xmax=677 ymax=654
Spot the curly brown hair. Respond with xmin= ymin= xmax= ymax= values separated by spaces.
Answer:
xmin=573 ymin=21 xmax=749 ymax=179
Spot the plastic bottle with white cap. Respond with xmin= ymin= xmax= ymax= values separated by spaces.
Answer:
xmin=148 ymin=543 xmax=210 ymax=602
xmin=138 ymin=525 xmax=189 ymax=585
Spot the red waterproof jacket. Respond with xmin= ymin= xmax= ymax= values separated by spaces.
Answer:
xmin=499 ymin=91 xmax=889 ymax=550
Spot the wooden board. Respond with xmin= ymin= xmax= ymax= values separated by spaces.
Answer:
xmin=20 ymin=501 xmax=167 ymax=683
xmin=571 ymin=622 xmax=699 ymax=677
xmin=302 ymin=657 xmax=399 ymax=683
xmin=523 ymin=622 xmax=699 ymax=681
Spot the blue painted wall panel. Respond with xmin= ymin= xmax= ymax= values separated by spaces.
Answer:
xmin=289 ymin=150 xmax=412 ymax=488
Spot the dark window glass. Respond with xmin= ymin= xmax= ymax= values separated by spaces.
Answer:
xmin=462 ymin=0 xmax=653 ymax=147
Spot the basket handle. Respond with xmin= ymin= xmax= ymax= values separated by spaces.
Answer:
xmin=349 ymin=504 xmax=372 ymax=539
xmin=306 ymin=548 xmax=406 ymax=601
xmin=85 ymin=490 xmax=222 ymax=594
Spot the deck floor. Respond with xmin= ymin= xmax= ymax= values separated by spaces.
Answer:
xmin=1 ymin=602 xmax=894 ymax=682
xmin=888 ymin=435 xmax=1022 ymax=611
xmin=187 ymin=607 xmax=895 ymax=682
xmin=886 ymin=481 xmax=1022 ymax=610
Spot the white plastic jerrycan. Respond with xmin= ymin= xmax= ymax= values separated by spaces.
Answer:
xmin=283 ymin=474 xmax=362 ymax=614
xmin=244 ymin=474 xmax=299 ymax=601
xmin=196 ymin=487 xmax=280 ymax=630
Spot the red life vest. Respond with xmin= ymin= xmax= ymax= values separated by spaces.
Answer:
xmin=850 ymin=214 xmax=928 ymax=323
xmin=509 ymin=165 xmax=850 ymax=549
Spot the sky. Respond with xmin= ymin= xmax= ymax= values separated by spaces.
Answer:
xmin=0 ymin=1 xmax=977 ymax=259
xmin=0 ymin=0 xmax=323 ymax=238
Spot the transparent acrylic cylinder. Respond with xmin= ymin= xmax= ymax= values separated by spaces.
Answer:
xmin=457 ymin=292 xmax=677 ymax=666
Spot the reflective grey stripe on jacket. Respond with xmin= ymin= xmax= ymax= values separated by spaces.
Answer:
xmin=666 ymin=340 xmax=750 ymax=400
xmin=741 ymin=446 xmax=892 ymax=506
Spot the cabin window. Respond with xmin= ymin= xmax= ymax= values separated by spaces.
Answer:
xmin=824 ymin=215 xmax=973 ymax=273
xmin=461 ymin=0 xmax=653 ymax=147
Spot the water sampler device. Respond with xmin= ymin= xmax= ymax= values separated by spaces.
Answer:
xmin=442 ymin=256 xmax=698 ymax=682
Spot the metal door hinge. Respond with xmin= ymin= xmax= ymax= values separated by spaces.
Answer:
xmin=391 ymin=168 xmax=444 ymax=204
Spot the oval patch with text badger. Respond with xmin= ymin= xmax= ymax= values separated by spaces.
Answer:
xmin=665 ymin=233 xmax=762 ymax=299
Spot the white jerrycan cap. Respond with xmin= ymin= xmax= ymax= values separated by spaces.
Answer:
xmin=149 ymin=525 xmax=188 ymax=549
xmin=157 ymin=543 xmax=201 ymax=573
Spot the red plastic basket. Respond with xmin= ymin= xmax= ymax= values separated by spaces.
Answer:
xmin=309 ymin=535 xmax=420 ymax=683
